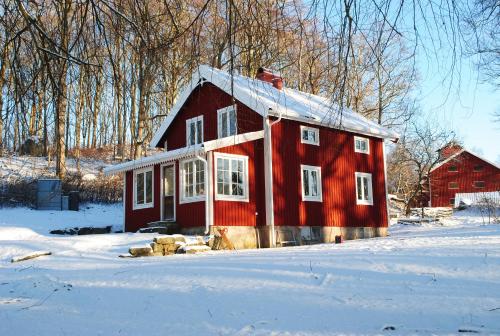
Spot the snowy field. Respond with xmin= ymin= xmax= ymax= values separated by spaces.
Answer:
xmin=1 ymin=205 xmax=499 ymax=335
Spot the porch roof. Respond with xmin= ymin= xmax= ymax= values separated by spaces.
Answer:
xmin=103 ymin=130 xmax=264 ymax=175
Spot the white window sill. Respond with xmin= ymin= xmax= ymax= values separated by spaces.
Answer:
xmin=356 ymin=200 xmax=373 ymax=206
xmin=303 ymin=197 xmax=322 ymax=202
xmin=215 ymin=194 xmax=249 ymax=202
xmin=179 ymin=196 xmax=205 ymax=204
xmin=133 ymin=202 xmax=154 ymax=210
xmin=301 ymin=140 xmax=320 ymax=146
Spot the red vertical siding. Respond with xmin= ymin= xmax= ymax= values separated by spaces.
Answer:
xmin=271 ymin=119 xmax=388 ymax=228
xmin=212 ymin=139 xmax=266 ymax=227
xmin=159 ymin=83 xmax=263 ymax=150
xmin=124 ymin=165 xmax=161 ymax=232
xmin=174 ymin=160 xmax=206 ymax=228
xmin=430 ymin=152 xmax=500 ymax=207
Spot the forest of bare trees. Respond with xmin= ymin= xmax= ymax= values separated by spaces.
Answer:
xmin=0 ymin=0 xmax=497 ymax=181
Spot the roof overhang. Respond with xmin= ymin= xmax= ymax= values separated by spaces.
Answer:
xmin=104 ymin=130 xmax=264 ymax=175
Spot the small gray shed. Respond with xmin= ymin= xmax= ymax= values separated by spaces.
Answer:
xmin=37 ymin=179 xmax=62 ymax=210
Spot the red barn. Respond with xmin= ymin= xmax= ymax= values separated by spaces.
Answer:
xmin=104 ymin=66 xmax=399 ymax=248
xmin=429 ymin=144 xmax=500 ymax=207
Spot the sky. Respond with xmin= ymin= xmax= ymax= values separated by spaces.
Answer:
xmin=417 ymin=52 xmax=500 ymax=164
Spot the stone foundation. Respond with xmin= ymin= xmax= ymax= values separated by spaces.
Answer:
xmin=182 ymin=226 xmax=387 ymax=249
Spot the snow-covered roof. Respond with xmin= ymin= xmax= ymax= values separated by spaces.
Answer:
xmin=150 ymin=65 xmax=399 ymax=148
xmin=105 ymin=130 xmax=264 ymax=175
xmin=430 ymin=149 xmax=500 ymax=173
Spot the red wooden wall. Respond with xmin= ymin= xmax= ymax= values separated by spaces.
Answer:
xmin=430 ymin=151 xmax=500 ymax=207
xmin=271 ymin=118 xmax=388 ymax=228
xmin=158 ymin=83 xmax=263 ymax=150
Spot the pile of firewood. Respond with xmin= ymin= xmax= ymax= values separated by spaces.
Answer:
xmin=410 ymin=207 xmax=453 ymax=219
xmin=126 ymin=234 xmax=210 ymax=258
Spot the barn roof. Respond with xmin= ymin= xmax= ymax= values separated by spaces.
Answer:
xmin=430 ymin=148 xmax=500 ymax=172
xmin=150 ymin=65 xmax=399 ymax=148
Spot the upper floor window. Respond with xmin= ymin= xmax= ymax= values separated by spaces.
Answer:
xmin=300 ymin=126 xmax=319 ymax=145
xmin=218 ymin=105 xmax=237 ymax=138
xmin=180 ymin=158 xmax=205 ymax=203
xmin=473 ymin=181 xmax=485 ymax=188
xmin=215 ymin=153 xmax=249 ymax=202
xmin=301 ymin=165 xmax=322 ymax=202
xmin=355 ymin=172 xmax=373 ymax=205
xmin=448 ymin=165 xmax=458 ymax=172
xmin=354 ymin=136 xmax=370 ymax=154
xmin=448 ymin=182 xmax=459 ymax=189
xmin=186 ymin=116 xmax=203 ymax=146
xmin=134 ymin=167 xmax=154 ymax=209
xmin=473 ymin=165 xmax=484 ymax=172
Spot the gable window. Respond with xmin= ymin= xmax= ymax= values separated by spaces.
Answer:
xmin=473 ymin=181 xmax=485 ymax=188
xmin=215 ymin=153 xmax=249 ymax=202
xmin=180 ymin=158 xmax=205 ymax=203
xmin=448 ymin=182 xmax=459 ymax=189
xmin=448 ymin=165 xmax=458 ymax=172
xmin=300 ymin=126 xmax=319 ymax=145
xmin=473 ymin=165 xmax=483 ymax=172
xmin=355 ymin=172 xmax=373 ymax=205
xmin=186 ymin=116 xmax=203 ymax=146
xmin=134 ymin=167 xmax=154 ymax=209
xmin=354 ymin=136 xmax=370 ymax=154
xmin=218 ymin=105 xmax=237 ymax=138
xmin=301 ymin=165 xmax=322 ymax=202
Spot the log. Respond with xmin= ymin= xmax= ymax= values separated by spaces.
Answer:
xmin=11 ymin=251 xmax=52 ymax=263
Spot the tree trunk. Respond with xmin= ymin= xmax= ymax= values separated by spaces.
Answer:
xmin=91 ymin=71 xmax=102 ymax=148
xmin=75 ymin=69 xmax=84 ymax=170
xmin=0 ymin=45 xmax=8 ymax=156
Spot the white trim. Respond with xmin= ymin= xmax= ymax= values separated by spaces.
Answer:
xmin=207 ymin=152 xmax=214 ymax=228
xmin=382 ymin=140 xmax=391 ymax=224
xmin=214 ymin=152 xmax=249 ymax=202
xmin=431 ymin=149 xmax=500 ymax=173
xmin=355 ymin=172 xmax=373 ymax=205
xmin=217 ymin=105 xmax=237 ymax=138
xmin=122 ymin=173 xmax=126 ymax=232
xmin=149 ymin=65 xmax=399 ymax=148
xmin=104 ymin=130 xmax=264 ymax=175
xmin=133 ymin=167 xmax=154 ymax=210
xmin=354 ymin=136 xmax=370 ymax=154
xmin=179 ymin=157 xmax=206 ymax=204
xmin=160 ymin=162 xmax=176 ymax=222
xmin=300 ymin=125 xmax=319 ymax=146
xmin=300 ymin=164 xmax=323 ymax=202
xmin=186 ymin=115 xmax=204 ymax=146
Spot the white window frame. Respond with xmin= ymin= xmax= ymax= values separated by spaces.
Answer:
xmin=179 ymin=158 xmax=206 ymax=203
xmin=354 ymin=136 xmax=370 ymax=154
xmin=214 ymin=152 xmax=249 ymax=202
xmin=186 ymin=115 xmax=203 ymax=146
xmin=355 ymin=172 xmax=373 ymax=205
xmin=217 ymin=105 xmax=237 ymax=138
xmin=133 ymin=167 xmax=154 ymax=210
xmin=300 ymin=125 xmax=320 ymax=145
xmin=301 ymin=165 xmax=323 ymax=202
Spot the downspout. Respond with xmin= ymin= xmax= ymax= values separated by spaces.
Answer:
xmin=382 ymin=140 xmax=390 ymax=231
xmin=196 ymin=146 xmax=211 ymax=234
xmin=264 ymin=107 xmax=282 ymax=247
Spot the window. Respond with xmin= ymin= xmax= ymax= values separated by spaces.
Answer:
xmin=134 ymin=167 xmax=154 ymax=209
xmin=180 ymin=159 xmax=205 ymax=203
xmin=450 ymin=198 xmax=455 ymax=206
xmin=301 ymin=165 xmax=322 ymax=202
xmin=354 ymin=136 xmax=370 ymax=154
xmin=448 ymin=182 xmax=459 ymax=189
xmin=186 ymin=116 xmax=203 ymax=146
xmin=474 ymin=181 xmax=485 ymax=188
xmin=448 ymin=165 xmax=458 ymax=172
xmin=355 ymin=172 xmax=373 ymax=205
xmin=217 ymin=105 xmax=237 ymax=138
xmin=215 ymin=153 xmax=249 ymax=201
xmin=300 ymin=126 xmax=319 ymax=145
xmin=473 ymin=165 xmax=483 ymax=172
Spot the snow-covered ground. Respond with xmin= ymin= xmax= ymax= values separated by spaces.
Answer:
xmin=1 ymin=206 xmax=499 ymax=335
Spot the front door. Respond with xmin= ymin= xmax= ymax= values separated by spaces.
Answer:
xmin=162 ymin=164 xmax=175 ymax=221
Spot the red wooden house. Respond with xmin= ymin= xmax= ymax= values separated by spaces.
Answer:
xmin=428 ymin=144 xmax=500 ymax=207
xmin=104 ymin=66 xmax=399 ymax=248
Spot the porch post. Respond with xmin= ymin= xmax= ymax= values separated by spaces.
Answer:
xmin=264 ymin=116 xmax=276 ymax=247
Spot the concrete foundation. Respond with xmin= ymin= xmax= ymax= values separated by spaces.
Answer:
xmin=182 ymin=225 xmax=387 ymax=249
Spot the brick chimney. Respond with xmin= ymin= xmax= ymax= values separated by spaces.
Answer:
xmin=438 ymin=142 xmax=463 ymax=160
xmin=256 ymin=67 xmax=283 ymax=90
